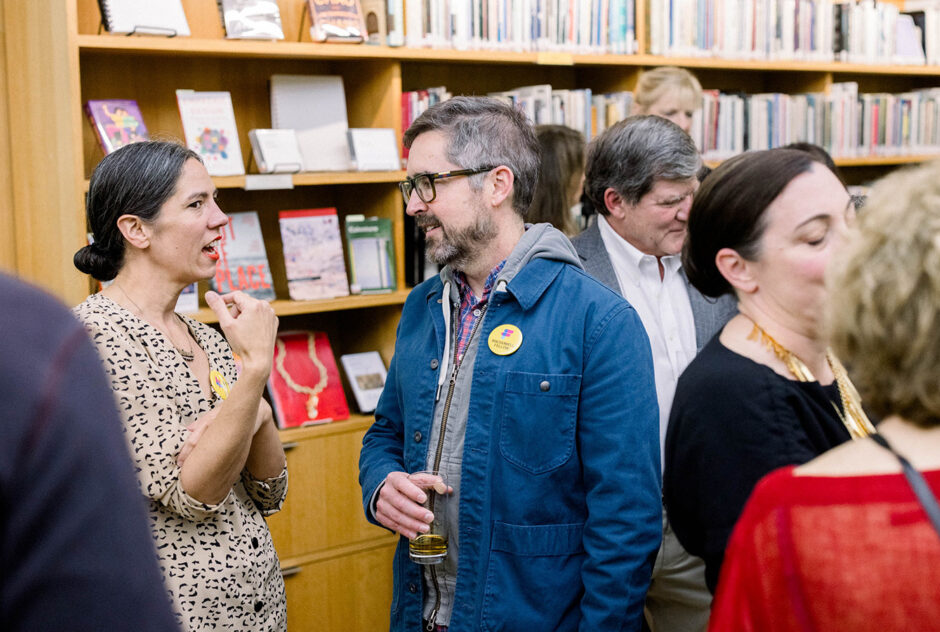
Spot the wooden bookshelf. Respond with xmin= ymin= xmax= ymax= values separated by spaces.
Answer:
xmin=4 ymin=1 xmax=940 ymax=631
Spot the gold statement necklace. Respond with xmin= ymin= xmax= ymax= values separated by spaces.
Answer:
xmin=275 ymin=334 xmax=328 ymax=419
xmin=746 ymin=318 xmax=875 ymax=439
xmin=113 ymin=283 xmax=195 ymax=362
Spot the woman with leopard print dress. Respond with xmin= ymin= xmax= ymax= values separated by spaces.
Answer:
xmin=73 ymin=141 xmax=288 ymax=631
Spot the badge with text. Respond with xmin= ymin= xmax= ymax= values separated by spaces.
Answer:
xmin=209 ymin=370 xmax=230 ymax=400
xmin=488 ymin=324 xmax=523 ymax=356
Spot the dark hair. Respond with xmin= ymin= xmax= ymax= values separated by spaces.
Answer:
xmin=74 ymin=141 xmax=200 ymax=281
xmin=682 ymin=148 xmax=817 ymax=297
xmin=783 ymin=142 xmax=844 ymax=187
xmin=528 ymin=125 xmax=586 ymax=235
xmin=584 ymin=115 xmax=700 ymax=215
xmin=403 ymin=96 xmax=540 ymax=217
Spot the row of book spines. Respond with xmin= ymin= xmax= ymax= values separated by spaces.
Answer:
xmin=694 ymin=87 xmax=940 ymax=159
xmin=649 ymin=0 xmax=926 ymax=64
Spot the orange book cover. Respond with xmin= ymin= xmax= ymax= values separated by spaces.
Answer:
xmin=268 ymin=330 xmax=349 ymax=428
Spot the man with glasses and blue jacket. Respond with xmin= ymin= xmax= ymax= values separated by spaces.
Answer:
xmin=359 ymin=96 xmax=661 ymax=632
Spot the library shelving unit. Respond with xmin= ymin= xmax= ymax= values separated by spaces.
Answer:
xmin=2 ymin=0 xmax=938 ymax=630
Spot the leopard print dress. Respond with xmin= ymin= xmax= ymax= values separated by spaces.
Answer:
xmin=74 ymin=293 xmax=288 ymax=631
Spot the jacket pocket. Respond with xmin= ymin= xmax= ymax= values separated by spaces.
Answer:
xmin=499 ymin=371 xmax=581 ymax=474
xmin=481 ymin=522 xmax=585 ymax=632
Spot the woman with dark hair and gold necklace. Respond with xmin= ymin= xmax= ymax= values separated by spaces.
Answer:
xmin=72 ymin=141 xmax=287 ymax=631
xmin=663 ymin=148 xmax=872 ymax=594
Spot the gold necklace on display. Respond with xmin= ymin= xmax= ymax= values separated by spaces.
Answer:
xmin=112 ymin=283 xmax=196 ymax=362
xmin=745 ymin=318 xmax=875 ymax=439
xmin=275 ymin=334 xmax=328 ymax=419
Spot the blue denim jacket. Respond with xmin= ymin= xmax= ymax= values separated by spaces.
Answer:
xmin=360 ymin=243 xmax=662 ymax=632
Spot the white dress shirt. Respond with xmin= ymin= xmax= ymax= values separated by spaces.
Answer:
xmin=598 ymin=215 xmax=697 ymax=467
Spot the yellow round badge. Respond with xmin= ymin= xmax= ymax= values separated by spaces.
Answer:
xmin=209 ymin=370 xmax=230 ymax=400
xmin=487 ymin=324 xmax=523 ymax=356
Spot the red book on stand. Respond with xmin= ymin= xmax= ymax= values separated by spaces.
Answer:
xmin=268 ymin=330 xmax=349 ymax=428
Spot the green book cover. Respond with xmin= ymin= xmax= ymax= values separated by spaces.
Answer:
xmin=344 ymin=215 xmax=396 ymax=294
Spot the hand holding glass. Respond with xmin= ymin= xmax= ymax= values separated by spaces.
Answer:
xmin=408 ymin=470 xmax=450 ymax=565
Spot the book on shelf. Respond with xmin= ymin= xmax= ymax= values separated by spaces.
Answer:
xmin=278 ymin=208 xmax=350 ymax=301
xmin=306 ymin=0 xmax=367 ymax=43
xmin=339 ymin=351 xmax=387 ymax=413
xmin=210 ymin=211 xmax=276 ymax=301
xmin=217 ymin=0 xmax=285 ymax=40
xmin=270 ymin=74 xmax=352 ymax=172
xmin=360 ymin=0 xmax=387 ymax=45
xmin=176 ymin=283 xmax=198 ymax=314
xmin=97 ymin=0 xmax=191 ymax=36
xmin=268 ymin=330 xmax=349 ymax=428
xmin=386 ymin=0 xmax=405 ymax=46
xmin=345 ymin=214 xmax=396 ymax=294
xmin=85 ymin=99 xmax=149 ymax=155
xmin=248 ymin=129 xmax=304 ymax=173
xmin=347 ymin=128 xmax=401 ymax=171
xmin=176 ymin=90 xmax=246 ymax=177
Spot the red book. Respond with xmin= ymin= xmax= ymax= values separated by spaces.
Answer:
xmin=268 ymin=330 xmax=349 ymax=428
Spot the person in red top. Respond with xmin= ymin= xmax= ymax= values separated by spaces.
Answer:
xmin=709 ymin=159 xmax=940 ymax=631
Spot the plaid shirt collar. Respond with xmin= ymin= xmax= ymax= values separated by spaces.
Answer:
xmin=451 ymin=260 xmax=506 ymax=363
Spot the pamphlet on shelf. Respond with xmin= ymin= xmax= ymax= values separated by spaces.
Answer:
xmin=340 ymin=351 xmax=387 ymax=413
xmin=248 ymin=129 xmax=304 ymax=173
xmin=210 ymin=211 xmax=276 ymax=301
xmin=268 ymin=330 xmax=349 ymax=428
xmin=85 ymin=99 xmax=149 ymax=155
xmin=306 ymin=0 xmax=367 ymax=43
xmin=345 ymin=214 xmax=396 ymax=294
xmin=347 ymin=128 xmax=401 ymax=171
xmin=270 ymin=74 xmax=352 ymax=172
xmin=97 ymin=0 xmax=191 ymax=36
xmin=217 ymin=0 xmax=285 ymax=40
xmin=176 ymin=90 xmax=246 ymax=177
xmin=279 ymin=208 xmax=350 ymax=301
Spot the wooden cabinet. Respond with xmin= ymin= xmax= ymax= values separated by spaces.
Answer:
xmin=4 ymin=2 xmax=940 ymax=631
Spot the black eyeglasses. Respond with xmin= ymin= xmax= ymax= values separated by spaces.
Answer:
xmin=398 ymin=166 xmax=497 ymax=205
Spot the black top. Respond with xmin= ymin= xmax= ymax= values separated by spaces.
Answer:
xmin=0 ymin=274 xmax=178 ymax=632
xmin=663 ymin=336 xmax=852 ymax=593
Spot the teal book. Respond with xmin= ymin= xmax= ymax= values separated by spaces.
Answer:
xmin=344 ymin=215 xmax=395 ymax=294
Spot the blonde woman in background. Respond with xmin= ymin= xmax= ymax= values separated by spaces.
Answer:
xmin=708 ymin=158 xmax=940 ymax=631
xmin=631 ymin=66 xmax=703 ymax=135
xmin=528 ymin=124 xmax=586 ymax=236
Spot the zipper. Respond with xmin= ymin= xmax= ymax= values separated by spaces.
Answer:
xmin=426 ymin=300 xmax=489 ymax=630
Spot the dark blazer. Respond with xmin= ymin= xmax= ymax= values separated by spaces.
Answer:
xmin=570 ymin=221 xmax=736 ymax=352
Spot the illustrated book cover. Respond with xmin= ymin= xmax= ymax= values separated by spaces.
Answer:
xmin=97 ymin=0 xmax=191 ymax=36
xmin=340 ymin=351 xmax=387 ymax=413
xmin=209 ymin=211 xmax=276 ymax=300
xmin=344 ymin=214 xmax=395 ymax=294
xmin=268 ymin=330 xmax=349 ymax=427
xmin=307 ymin=0 xmax=366 ymax=42
xmin=85 ymin=99 xmax=150 ymax=155
xmin=217 ymin=0 xmax=285 ymax=39
xmin=176 ymin=90 xmax=246 ymax=177
xmin=278 ymin=208 xmax=350 ymax=300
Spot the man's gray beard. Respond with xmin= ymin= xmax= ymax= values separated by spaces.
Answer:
xmin=424 ymin=210 xmax=498 ymax=271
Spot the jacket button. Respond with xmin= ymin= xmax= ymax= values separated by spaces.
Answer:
xmin=430 ymin=359 xmax=439 ymax=370
xmin=414 ymin=431 xmax=422 ymax=443
xmin=540 ymin=380 xmax=550 ymax=392
xmin=254 ymin=601 xmax=263 ymax=612
xmin=409 ymin=583 xmax=418 ymax=593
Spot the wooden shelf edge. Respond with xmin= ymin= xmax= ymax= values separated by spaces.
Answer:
xmin=279 ymin=533 xmax=398 ymax=570
xmin=705 ymin=153 xmax=940 ymax=169
xmin=277 ymin=414 xmax=375 ymax=442
xmin=191 ymin=288 xmax=411 ymax=323
xmin=76 ymin=35 xmax=940 ymax=75
xmin=82 ymin=170 xmax=406 ymax=192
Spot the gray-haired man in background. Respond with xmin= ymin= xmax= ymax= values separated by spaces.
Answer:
xmin=572 ymin=115 xmax=736 ymax=632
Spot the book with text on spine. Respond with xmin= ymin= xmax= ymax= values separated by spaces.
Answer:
xmin=209 ymin=211 xmax=276 ymax=301
xmin=268 ymin=330 xmax=349 ymax=428
xmin=176 ymin=90 xmax=246 ymax=177
xmin=85 ymin=99 xmax=150 ymax=155
xmin=278 ymin=208 xmax=350 ymax=301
